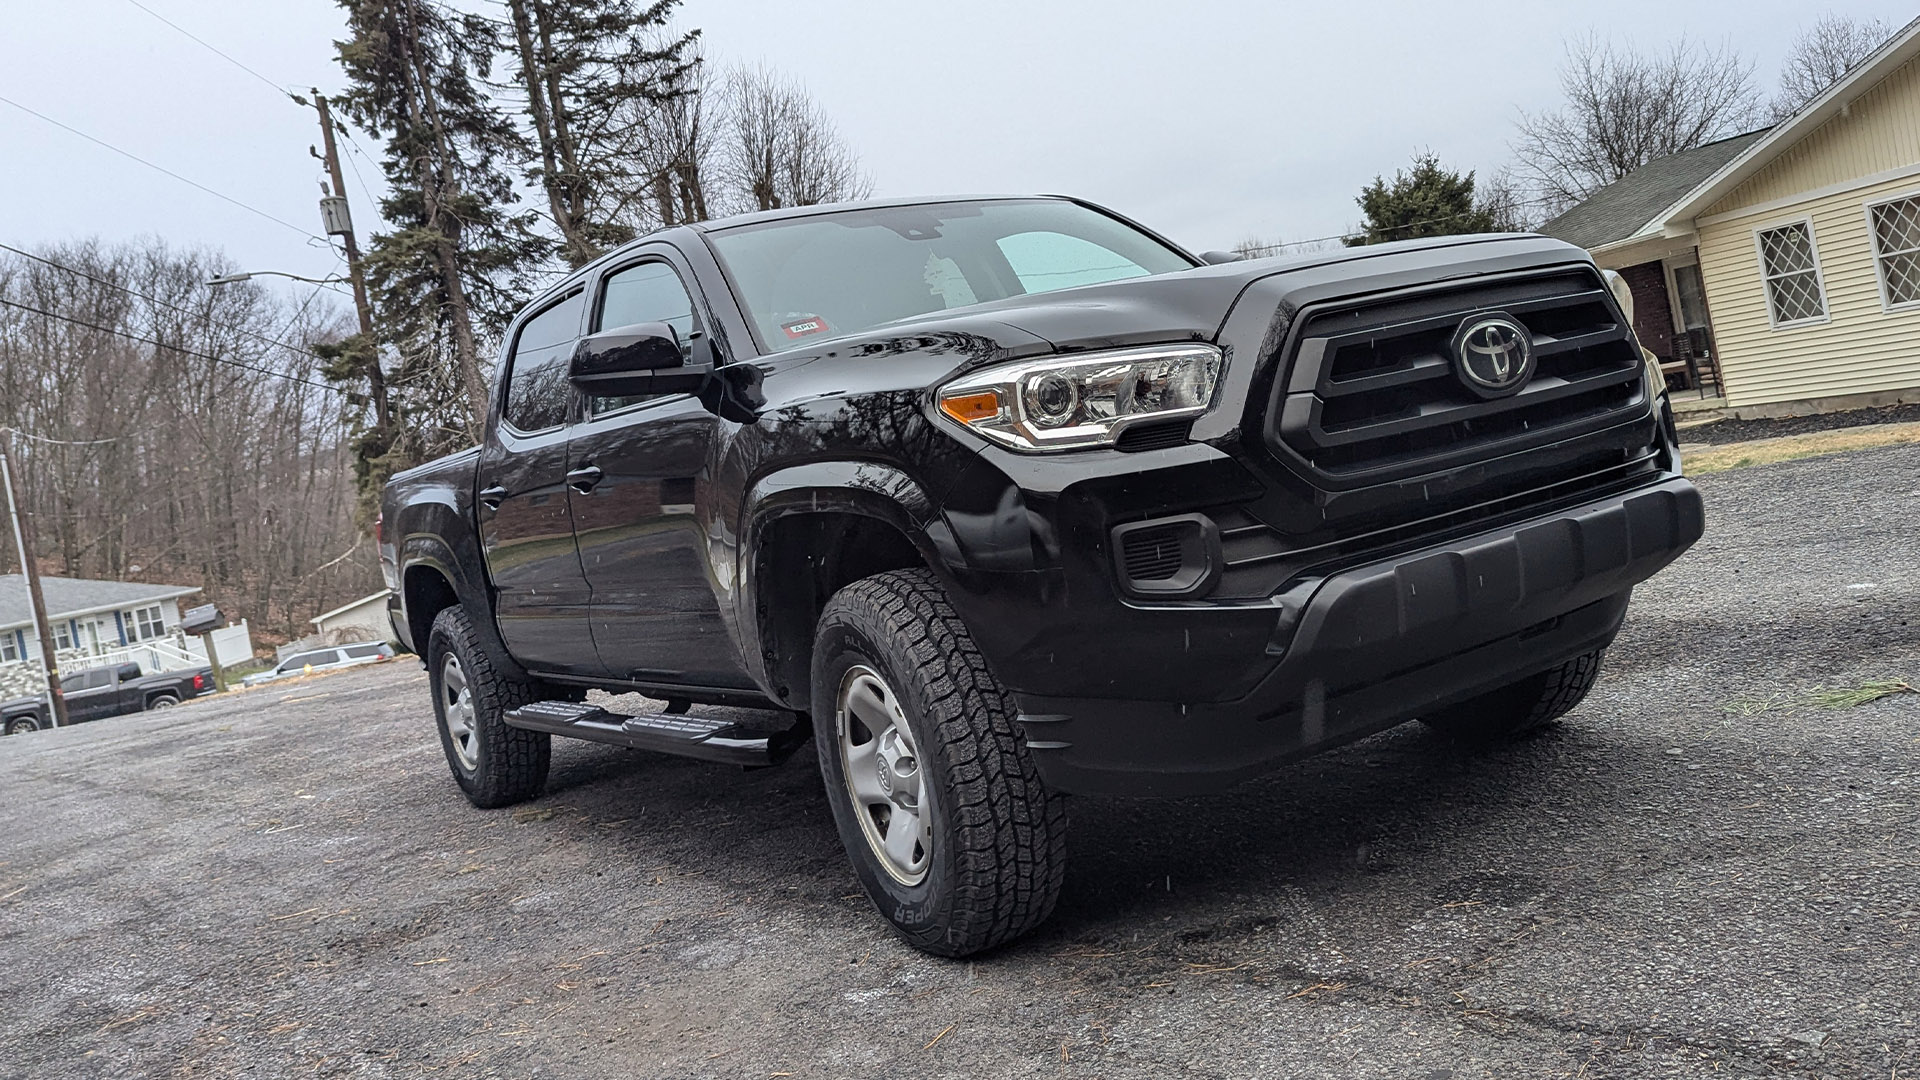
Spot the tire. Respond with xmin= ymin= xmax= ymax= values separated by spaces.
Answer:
xmin=1422 ymin=648 xmax=1604 ymax=741
xmin=426 ymin=606 xmax=550 ymax=809
xmin=812 ymin=568 xmax=1067 ymax=957
xmin=148 ymin=694 xmax=179 ymax=710
xmin=5 ymin=715 xmax=42 ymax=736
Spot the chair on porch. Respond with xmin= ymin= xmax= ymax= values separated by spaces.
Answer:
xmin=1659 ymin=332 xmax=1721 ymax=399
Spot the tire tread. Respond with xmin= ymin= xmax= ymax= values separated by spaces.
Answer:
xmin=818 ymin=569 xmax=1067 ymax=956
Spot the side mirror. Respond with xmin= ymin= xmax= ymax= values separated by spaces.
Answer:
xmin=1200 ymin=250 xmax=1246 ymax=265
xmin=570 ymin=322 xmax=687 ymax=397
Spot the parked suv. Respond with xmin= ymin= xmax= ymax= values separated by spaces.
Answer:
xmin=243 ymin=641 xmax=396 ymax=687
xmin=381 ymin=196 xmax=1702 ymax=956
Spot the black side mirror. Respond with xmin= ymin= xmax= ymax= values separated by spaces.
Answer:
xmin=570 ymin=322 xmax=687 ymax=397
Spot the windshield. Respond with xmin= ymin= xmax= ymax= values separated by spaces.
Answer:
xmin=705 ymin=200 xmax=1195 ymax=353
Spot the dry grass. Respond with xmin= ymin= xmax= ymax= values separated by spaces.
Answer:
xmin=1722 ymin=679 xmax=1917 ymax=715
xmin=1685 ymin=421 xmax=1920 ymax=475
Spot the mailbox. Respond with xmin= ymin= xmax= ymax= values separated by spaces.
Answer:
xmin=180 ymin=604 xmax=225 ymax=636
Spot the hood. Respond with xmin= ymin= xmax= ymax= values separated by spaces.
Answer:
xmin=860 ymin=233 xmax=1586 ymax=356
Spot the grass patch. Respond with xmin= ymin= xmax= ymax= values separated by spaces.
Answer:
xmin=1723 ymin=679 xmax=1917 ymax=715
xmin=1686 ymin=421 xmax=1920 ymax=475
xmin=1807 ymin=679 xmax=1917 ymax=709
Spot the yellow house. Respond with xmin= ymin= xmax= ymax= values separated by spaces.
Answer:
xmin=1544 ymin=17 xmax=1920 ymax=413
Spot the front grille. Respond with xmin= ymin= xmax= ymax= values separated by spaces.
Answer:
xmin=1120 ymin=525 xmax=1186 ymax=581
xmin=1266 ymin=269 xmax=1648 ymax=488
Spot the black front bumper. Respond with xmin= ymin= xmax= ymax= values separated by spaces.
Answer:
xmin=1011 ymin=478 xmax=1703 ymax=796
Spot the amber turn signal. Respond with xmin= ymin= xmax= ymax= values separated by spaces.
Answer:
xmin=939 ymin=390 xmax=1002 ymax=425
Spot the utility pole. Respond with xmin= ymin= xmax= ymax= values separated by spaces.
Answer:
xmin=312 ymin=90 xmax=390 ymax=435
xmin=0 ymin=431 xmax=70 ymax=729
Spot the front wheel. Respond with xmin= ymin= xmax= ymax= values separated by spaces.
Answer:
xmin=427 ymin=606 xmax=551 ymax=809
xmin=4 ymin=715 xmax=42 ymax=736
xmin=813 ymin=569 xmax=1067 ymax=957
xmin=1422 ymin=649 xmax=1604 ymax=741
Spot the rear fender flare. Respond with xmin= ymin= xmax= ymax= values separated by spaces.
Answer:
xmin=394 ymin=502 xmax=529 ymax=682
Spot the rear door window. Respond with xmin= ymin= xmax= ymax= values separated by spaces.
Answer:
xmin=502 ymin=289 xmax=586 ymax=432
xmin=342 ymin=644 xmax=385 ymax=659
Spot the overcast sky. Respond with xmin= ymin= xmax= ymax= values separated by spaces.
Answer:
xmin=3 ymin=0 xmax=1912 ymax=310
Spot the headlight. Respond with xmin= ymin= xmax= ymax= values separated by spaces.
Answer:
xmin=934 ymin=344 xmax=1221 ymax=451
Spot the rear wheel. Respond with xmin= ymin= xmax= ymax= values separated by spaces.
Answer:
xmin=813 ymin=569 xmax=1067 ymax=957
xmin=1422 ymin=649 xmax=1604 ymax=741
xmin=4 ymin=715 xmax=42 ymax=736
xmin=148 ymin=694 xmax=179 ymax=710
xmin=427 ymin=606 xmax=550 ymax=809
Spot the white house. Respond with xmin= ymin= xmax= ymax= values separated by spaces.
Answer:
xmin=0 ymin=575 xmax=254 ymax=699
xmin=1544 ymin=17 xmax=1920 ymax=413
xmin=309 ymin=589 xmax=398 ymax=647
xmin=0 ymin=574 xmax=202 ymax=663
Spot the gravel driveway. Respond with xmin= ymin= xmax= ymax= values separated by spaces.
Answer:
xmin=3 ymin=445 xmax=1917 ymax=1079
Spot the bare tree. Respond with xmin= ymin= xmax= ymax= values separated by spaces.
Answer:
xmin=719 ymin=64 xmax=872 ymax=213
xmin=0 ymin=240 xmax=379 ymax=649
xmin=616 ymin=39 xmax=720 ymax=230
xmin=1512 ymin=35 xmax=1764 ymax=218
xmin=1775 ymin=14 xmax=1893 ymax=119
xmin=1475 ymin=167 xmax=1537 ymax=233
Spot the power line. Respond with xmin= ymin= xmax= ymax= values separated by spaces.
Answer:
xmin=1239 ymin=208 xmax=1522 ymax=256
xmin=112 ymin=1 xmax=390 ymax=238
xmin=0 ymin=297 xmax=342 ymax=395
xmin=0 ymin=93 xmax=325 ymax=242
xmin=3 ymin=429 xmax=122 ymax=448
xmin=122 ymin=0 xmax=298 ymax=100
xmin=0 ymin=242 xmax=339 ymax=366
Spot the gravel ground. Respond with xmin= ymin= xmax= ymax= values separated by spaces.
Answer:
xmin=3 ymin=446 xmax=1918 ymax=1079
xmin=1677 ymin=401 xmax=1920 ymax=445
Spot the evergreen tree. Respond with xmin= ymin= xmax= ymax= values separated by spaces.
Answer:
xmin=505 ymin=0 xmax=701 ymax=268
xmin=1347 ymin=153 xmax=1498 ymax=246
xmin=332 ymin=0 xmax=548 ymax=464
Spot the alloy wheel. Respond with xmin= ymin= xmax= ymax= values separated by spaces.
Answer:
xmin=440 ymin=654 xmax=480 ymax=771
xmin=836 ymin=665 xmax=931 ymax=885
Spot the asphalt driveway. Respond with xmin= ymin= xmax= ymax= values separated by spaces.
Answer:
xmin=3 ymin=444 xmax=1917 ymax=1079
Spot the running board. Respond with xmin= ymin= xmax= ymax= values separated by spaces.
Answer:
xmin=503 ymin=700 xmax=810 ymax=768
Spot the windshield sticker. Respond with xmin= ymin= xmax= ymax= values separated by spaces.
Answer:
xmin=781 ymin=316 xmax=830 ymax=339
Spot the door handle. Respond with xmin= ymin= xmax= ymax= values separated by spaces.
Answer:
xmin=478 ymin=485 xmax=508 ymax=511
xmin=566 ymin=464 xmax=605 ymax=495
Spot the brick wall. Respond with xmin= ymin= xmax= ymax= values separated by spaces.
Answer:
xmin=1619 ymin=260 xmax=1675 ymax=359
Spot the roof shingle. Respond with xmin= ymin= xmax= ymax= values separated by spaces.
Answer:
xmin=1539 ymin=129 xmax=1772 ymax=252
xmin=0 ymin=575 xmax=201 ymax=632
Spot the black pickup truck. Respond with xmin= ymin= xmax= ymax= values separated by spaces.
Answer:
xmin=1 ymin=662 xmax=214 ymax=735
xmin=380 ymin=195 xmax=1703 ymax=956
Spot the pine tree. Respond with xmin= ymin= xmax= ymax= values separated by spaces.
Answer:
xmin=332 ymin=0 xmax=548 ymax=456
xmin=1348 ymin=153 xmax=1498 ymax=246
xmin=505 ymin=0 xmax=701 ymax=268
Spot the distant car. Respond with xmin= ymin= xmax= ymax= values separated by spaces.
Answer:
xmin=243 ymin=641 xmax=395 ymax=687
xmin=1 ymin=662 xmax=215 ymax=735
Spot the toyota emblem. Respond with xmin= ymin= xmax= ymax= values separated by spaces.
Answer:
xmin=1451 ymin=313 xmax=1535 ymax=398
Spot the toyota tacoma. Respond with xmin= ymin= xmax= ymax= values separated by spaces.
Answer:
xmin=379 ymin=196 xmax=1703 ymax=956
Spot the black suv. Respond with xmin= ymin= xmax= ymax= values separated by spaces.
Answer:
xmin=380 ymin=196 xmax=1702 ymax=955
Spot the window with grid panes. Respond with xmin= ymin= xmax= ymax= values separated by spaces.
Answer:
xmin=1870 ymin=196 xmax=1920 ymax=308
xmin=1756 ymin=222 xmax=1827 ymax=326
